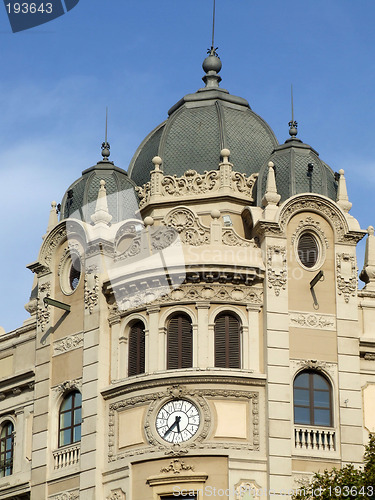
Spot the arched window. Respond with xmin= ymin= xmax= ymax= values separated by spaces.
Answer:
xmin=128 ymin=321 xmax=146 ymax=376
xmin=294 ymin=371 xmax=332 ymax=426
xmin=59 ymin=391 xmax=82 ymax=447
xmin=0 ymin=421 xmax=14 ymax=477
xmin=214 ymin=313 xmax=241 ymax=368
xmin=167 ymin=313 xmax=192 ymax=369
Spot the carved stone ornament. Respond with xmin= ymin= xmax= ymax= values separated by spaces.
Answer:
xmin=296 ymin=359 xmax=329 ymax=372
xmin=106 ymin=489 xmax=126 ymax=500
xmin=289 ymin=311 xmax=335 ymax=330
xmin=291 ymin=216 xmax=329 ymax=248
xmin=57 ymin=244 xmax=80 ymax=277
xmin=279 ymin=195 xmax=362 ymax=243
xmin=43 ymin=225 xmax=67 ymax=265
xmin=234 ymin=480 xmax=261 ymax=500
xmin=267 ymin=245 xmax=287 ymax=296
xmin=136 ymin=182 xmax=151 ymax=208
xmin=54 ymin=333 xmax=83 ymax=355
xmin=37 ymin=281 xmax=51 ymax=332
xmin=84 ymin=274 xmax=99 ymax=314
xmin=49 ymin=491 xmax=79 ymax=500
xmin=232 ymin=171 xmax=258 ymax=199
xmin=162 ymin=169 xmax=220 ymax=197
xmin=160 ymin=459 xmax=194 ymax=474
xmin=164 ymin=207 xmax=210 ymax=246
xmin=222 ymin=228 xmax=256 ymax=247
xmin=336 ymin=252 xmax=357 ymax=302
xmin=54 ymin=379 xmax=82 ymax=396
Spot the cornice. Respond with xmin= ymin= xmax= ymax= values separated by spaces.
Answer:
xmin=102 ymin=372 xmax=266 ymax=400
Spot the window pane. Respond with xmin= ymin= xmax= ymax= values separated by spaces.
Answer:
xmin=313 ymin=374 xmax=329 ymax=390
xmin=314 ymin=409 xmax=330 ymax=426
xmin=294 ymin=388 xmax=310 ymax=406
xmin=295 ymin=373 xmax=309 ymax=388
xmin=60 ymin=429 xmax=71 ymax=446
xmin=61 ymin=395 xmax=72 ymax=411
xmin=74 ymin=408 xmax=82 ymax=425
xmin=60 ymin=412 xmax=72 ymax=429
xmin=74 ymin=392 xmax=82 ymax=407
xmin=314 ymin=390 xmax=330 ymax=408
xmin=73 ymin=425 xmax=81 ymax=443
xmin=294 ymin=407 xmax=310 ymax=425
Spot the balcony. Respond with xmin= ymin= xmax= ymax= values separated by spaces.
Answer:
xmin=52 ymin=443 xmax=80 ymax=470
xmin=294 ymin=426 xmax=336 ymax=452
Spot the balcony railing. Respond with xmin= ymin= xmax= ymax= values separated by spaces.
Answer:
xmin=294 ymin=426 xmax=336 ymax=452
xmin=53 ymin=443 xmax=80 ymax=470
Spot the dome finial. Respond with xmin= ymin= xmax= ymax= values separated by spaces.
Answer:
xmin=101 ymin=106 xmax=110 ymax=161
xmin=202 ymin=0 xmax=222 ymax=88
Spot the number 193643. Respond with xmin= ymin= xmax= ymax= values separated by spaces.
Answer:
xmin=5 ymin=2 xmax=53 ymax=14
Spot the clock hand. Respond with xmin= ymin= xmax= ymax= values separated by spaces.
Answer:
xmin=163 ymin=416 xmax=181 ymax=438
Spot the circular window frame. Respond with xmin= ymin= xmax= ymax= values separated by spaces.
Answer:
xmin=59 ymin=250 xmax=82 ymax=295
xmin=294 ymin=230 xmax=325 ymax=272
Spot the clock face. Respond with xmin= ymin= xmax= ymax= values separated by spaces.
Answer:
xmin=155 ymin=399 xmax=200 ymax=443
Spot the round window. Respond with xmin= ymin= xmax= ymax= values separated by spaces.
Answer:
xmin=60 ymin=252 xmax=82 ymax=295
xmin=297 ymin=233 xmax=319 ymax=269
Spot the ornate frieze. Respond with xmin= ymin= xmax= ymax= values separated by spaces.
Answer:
xmin=49 ymin=491 xmax=79 ymax=500
xmin=53 ymin=333 xmax=83 ymax=355
xmin=267 ymin=245 xmax=287 ymax=296
xmin=336 ymin=252 xmax=357 ymax=302
xmin=289 ymin=311 xmax=335 ymax=330
xmin=162 ymin=169 xmax=220 ymax=197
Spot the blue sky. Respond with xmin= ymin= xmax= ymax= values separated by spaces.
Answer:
xmin=1 ymin=0 xmax=374 ymax=332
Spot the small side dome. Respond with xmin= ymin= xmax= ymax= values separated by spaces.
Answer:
xmin=60 ymin=154 xmax=139 ymax=223
xmin=257 ymin=130 xmax=337 ymax=205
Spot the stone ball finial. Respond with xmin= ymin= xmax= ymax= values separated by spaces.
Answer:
xmin=221 ymin=148 xmax=230 ymax=160
xmin=152 ymin=156 xmax=162 ymax=170
xmin=211 ymin=209 xmax=221 ymax=219
xmin=202 ymin=54 xmax=222 ymax=74
xmin=339 ymin=169 xmax=345 ymax=176
xmin=368 ymin=226 xmax=374 ymax=236
xmin=144 ymin=216 xmax=154 ymax=226
xmin=51 ymin=201 xmax=57 ymax=208
xmin=268 ymin=161 xmax=275 ymax=168
xmin=100 ymin=179 xmax=106 ymax=188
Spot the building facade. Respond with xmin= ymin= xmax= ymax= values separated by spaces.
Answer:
xmin=1 ymin=50 xmax=375 ymax=500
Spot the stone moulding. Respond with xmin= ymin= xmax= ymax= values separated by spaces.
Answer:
xmin=289 ymin=311 xmax=336 ymax=330
xmin=291 ymin=216 xmax=329 ymax=248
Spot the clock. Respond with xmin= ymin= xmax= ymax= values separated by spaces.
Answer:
xmin=155 ymin=399 xmax=200 ymax=443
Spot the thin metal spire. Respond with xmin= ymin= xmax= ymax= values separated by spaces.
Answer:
xmin=101 ymin=106 xmax=110 ymax=161
xmin=288 ymin=84 xmax=298 ymax=138
xmin=211 ymin=0 xmax=216 ymax=50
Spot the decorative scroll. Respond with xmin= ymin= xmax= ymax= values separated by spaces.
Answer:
xmin=162 ymin=169 xmax=219 ymax=196
xmin=336 ymin=253 xmax=357 ymax=302
xmin=164 ymin=207 xmax=210 ymax=246
xmin=54 ymin=333 xmax=83 ymax=355
xmin=232 ymin=172 xmax=258 ymax=200
xmin=267 ymin=246 xmax=287 ymax=296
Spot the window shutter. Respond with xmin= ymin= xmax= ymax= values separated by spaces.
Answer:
xmin=298 ymin=233 xmax=318 ymax=268
xmin=215 ymin=313 xmax=240 ymax=368
xmin=167 ymin=314 xmax=192 ymax=369
xmin=128 ymin=321 xmax=145 ymax=376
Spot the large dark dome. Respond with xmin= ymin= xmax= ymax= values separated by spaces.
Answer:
xmin=128 ymin=54 xmax=279 ymax=187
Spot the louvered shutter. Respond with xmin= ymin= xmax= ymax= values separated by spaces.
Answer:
xmin=298 ymin=233 xmax=318 ymax=268
xmin=167 ymin=314 xmax=192 ymax=369
xmin=215 ymin=313 xmax=241 ymax=368
xmin=128 ymin=321 xmax=145 ymax=376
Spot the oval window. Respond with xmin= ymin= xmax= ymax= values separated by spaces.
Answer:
xmin=69 ymin=257 xmax=81 ymax=291
xmin=297 ymin=233 xmax=319 ymax=268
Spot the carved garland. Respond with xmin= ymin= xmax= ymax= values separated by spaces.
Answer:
xmin=161 ymin=169 xmax=220 ymax=197
xmin=84 ymin=274 xmax=99 ymax=313
xmin=53 ymin=378 xmax=82 ymax=396
xmin=291 ymin=216 xmax=329 ymax=248
xmin=49 ymin=491 xmax=79 ymax=500
xmin=37 ymin=281 xmax=51 ymax=332
xmin=336 ymin=253 xmax=357 ymax=302
xmin=267 ymin=246 xmax=287 ymax=296
xmin=289 ymin=312 xmax=335 ymax=330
